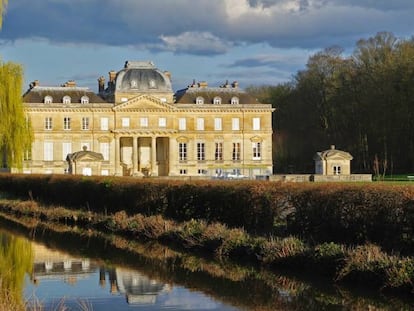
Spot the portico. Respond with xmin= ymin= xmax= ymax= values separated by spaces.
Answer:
xmin=113 ymin=130 xmax=174 ymax=176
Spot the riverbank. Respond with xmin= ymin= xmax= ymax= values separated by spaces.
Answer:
xmin=0 ymin=196 xmax=413 ymax=295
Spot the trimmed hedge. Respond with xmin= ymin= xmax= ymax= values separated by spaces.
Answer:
xmin=1 ymin=174 xmax=414 ymax=254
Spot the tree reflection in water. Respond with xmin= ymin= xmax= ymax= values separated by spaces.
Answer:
xmin=0 ymin=232 xmax=33 ymax=311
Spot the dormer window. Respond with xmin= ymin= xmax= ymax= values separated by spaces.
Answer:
xmin=62 ymin=96 xmax=71 ymax=104
xmin=149 ymin=79 xmax=156 ymax=89
xmin=231 ymin=96 xmax=239 ymax=105
xmin=81 ymin=96 xmax=89 ymax=104
xmin=196 ymin=96 xmax=204 ymax=105
xmin=44 ymin=96 xmax=53 ymax=104
xmin=213 ymin=96 xmax=222 ymax=105
xmin=130 ymin=80 xmax=138 ymax=88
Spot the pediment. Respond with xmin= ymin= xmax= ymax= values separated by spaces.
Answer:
xmin=113 ymin=95 xmax=176 ymax=111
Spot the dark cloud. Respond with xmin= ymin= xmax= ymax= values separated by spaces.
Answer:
xmin=1 ymin=0 xmax=414 ymax=55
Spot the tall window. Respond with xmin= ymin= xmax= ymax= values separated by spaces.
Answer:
xmin=23 ymin=148 xmax=32 ymax=161
xmin=158 ymin=117 xmax=166 ymax=128
xmin=179 ymin=142 xmax=187 ymax=161
xmin=140 ymin=117 xmax=148 ymax=128
xmin=63 ymin=117 xmax=71 ymax=130
xmin=45 ymin=117 xmax=52 ymax=130
xmin=214 ymin=118 xmax=222 ymax=131
xmin=232 ymin=142 xmax=241 ymax=161
xmin=100 ymin=117 xmax=109 ymax=130
xmin=232 ymin=118 xmax=240 ymax=131
xmin=333 ymin=165 xmax=341 ymax=175
xmin=215 ymin=142 xmax=223 ymax=161
xmin=253 ymin=117 xmax=261 ymax=130
xmin=122 ymin=117 xmax=130 ymax=128
xmin=44 ymin=142 xmax=53 ymax=161
xmin=179 ymin=118 xmax=186 ymax=130
xmin=252 ymin=142 xmax=261 ymax=160
xmin=196 ymin=118 xmax=204 ymax=131
xmin=62 ymin=142 xmax=72 ymax=161
xmin=197 ymin=142 xmax=205 ymax=161
xmin=82 ymin=117 xmax=89 ymax=130
xmin=100 ymin=142 xmax=110 ymax=161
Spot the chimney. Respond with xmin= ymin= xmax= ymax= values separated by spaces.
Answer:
xmin=164 ymin=71 xmax=171 ymax=81
xmin=108 ymin=71 xmax=117 ymax=83
xmin=29 ymin=80 xmax=40 ymax=89
xmin=63 ymin=80 xmax=76 ymax=87
xmin=198 ymin=81 xmax=208 ymax=88
xmin=222 ymin=80 xmax=230 ymax=88
xmin=98 ymin=76 xmax=106 ymax=93
xmin=232 ymin=81 xmax=239 ymax=88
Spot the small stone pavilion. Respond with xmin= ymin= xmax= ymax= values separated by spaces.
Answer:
xmin=312 ymin=145 xmax=371 ymax=182
xmin=66 ymin=147 xmax=104 ymax=176
xmin=313 ymin=145 xmax=352 ymax=175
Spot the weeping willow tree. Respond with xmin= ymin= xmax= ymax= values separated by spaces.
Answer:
xmin=0 ymin=61 xmax=33 ymax=169
xmin=0 ymin=232 xmax=33 ymax=310
xmin=1 ymin=0 xmax=31 ymax=170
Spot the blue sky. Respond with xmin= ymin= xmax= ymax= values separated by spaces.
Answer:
xmin=1 ymin=0 xmax=414 ymax=92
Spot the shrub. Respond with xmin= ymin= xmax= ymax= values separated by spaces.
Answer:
xmin=260 ymin=236 xmax=307 ymax=264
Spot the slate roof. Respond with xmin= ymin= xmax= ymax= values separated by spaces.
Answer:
xmin=23 ymin=86 xmax=108 ymax=104
xmin=174 ymin=83 xmax=261 ymax=105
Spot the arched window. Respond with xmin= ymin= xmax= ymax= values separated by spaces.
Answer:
xmin=62 ymin=96 xmax=71 ymax=104
xmin=81 ymin=96 xmax=89 ymax=104
xmin=44 ymin=96 xmax=53 ymax=104
xmin=196 ymin=96 xmax=204 ymax=105
xmin=231 ymin=96 xmax=239 ymax=105
xmin=213 ymin=96 xmax=221 ymax=105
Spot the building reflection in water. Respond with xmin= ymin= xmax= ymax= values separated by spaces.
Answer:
xmin=102 ymin=267 xmax=171 ymax=305
xmin=30 ymin=241 xmax=171 ymax=305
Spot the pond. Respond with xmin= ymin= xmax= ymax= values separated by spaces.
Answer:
xmin=0 ymin=218 xmax=413 ymax=311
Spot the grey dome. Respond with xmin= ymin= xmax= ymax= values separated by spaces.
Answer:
xmin=115 ymin=61 xmax=172 ymax=93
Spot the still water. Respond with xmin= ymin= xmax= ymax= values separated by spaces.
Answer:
xmin=1 ymin=218 xmax=413 ymax=311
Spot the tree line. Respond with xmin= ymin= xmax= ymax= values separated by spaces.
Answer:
xmin=248 ymin=32 xmax=414 ymax=175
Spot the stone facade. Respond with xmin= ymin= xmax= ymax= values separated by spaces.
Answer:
xmin=313 ymin=145 xmax=353 ymax=176
xmin=20 ymin=61 xmax=274 ymax=178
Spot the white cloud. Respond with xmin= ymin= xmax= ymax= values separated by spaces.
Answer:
xmin=158 ymin=32 xmax=231 ymax=55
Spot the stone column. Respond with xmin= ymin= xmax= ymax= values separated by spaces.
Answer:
xmin=151 ymin=136 xmax=157 ymax=176
xmin=132 ymin=136 xmax=138 ymax=174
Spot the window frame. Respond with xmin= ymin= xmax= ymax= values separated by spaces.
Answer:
xmin=44 ymin=117 xmax=52 ymax=130
xmin=252 ymin=142 xmax=262 ymax=160
xmin=196 ymin=118 xmax=204 ymax=131
xmin=81 ymin=117 xmax=90 ymax=130
xmin=215 ymin=142 xmax=223 ymax=161
xmin=197 ymin=142 xmax=205 ymax=161
xmin=179 ymin=142 xmax=187 ymax=161
xmin=179 ymin=118 xmax=186 ymax=131
xmin=214 ymin=117 xmax=222 ymax=131
xmin=253 ymin=117 xmax=261 ymax=131
xmin=232 ymin=142 xmax=241 ymax=161
xmin=63 ymin=117 xmax=71 ymax=130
